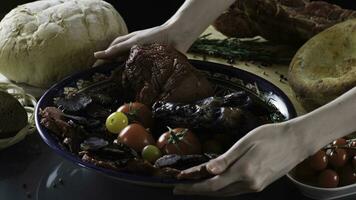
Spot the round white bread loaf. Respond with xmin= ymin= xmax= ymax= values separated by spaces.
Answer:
xmin=0 ymin=0 xmax=127 ymax=87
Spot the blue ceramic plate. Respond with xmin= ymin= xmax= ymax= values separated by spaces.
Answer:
xmin=35 ymin=60 xmax=297 ymax=187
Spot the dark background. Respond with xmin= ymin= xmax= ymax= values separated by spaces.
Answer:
xmin=0 ymin=0 xmax=186 ymax=31
xmin=1 ymin=0 xmax=355 ymax=31
xmin=108 ymin=0 xmax=185 ymax=32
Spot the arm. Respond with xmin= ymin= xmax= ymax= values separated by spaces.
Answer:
xmin=174 ymin=87 xmax=356 ymax=196
xmin=94 ymin=0 xmax=235 ymax=60
xmin=294 ymin=87 xmax=356 ymax=156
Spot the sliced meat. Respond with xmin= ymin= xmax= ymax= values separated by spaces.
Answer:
xmin=213 ymin=1 xmax=258 ymax=38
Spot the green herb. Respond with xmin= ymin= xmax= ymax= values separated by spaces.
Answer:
xmin=189 ymin=34 xmax=297 ymax=64
xmin=242 ymin=81 xmax=286 ymax=122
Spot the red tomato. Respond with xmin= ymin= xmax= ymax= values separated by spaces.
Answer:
xmin=157 ymin=128 xmax=201 ymax=155
xmin=118 ymin=123 xmax=155 ymax=152
xmin=117 ymin=102 xmax=154 ymax=129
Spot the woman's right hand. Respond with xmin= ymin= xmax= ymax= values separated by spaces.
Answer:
xmin=93 ymin=23 xmax=193 ymax=65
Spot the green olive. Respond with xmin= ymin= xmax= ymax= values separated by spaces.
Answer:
xmin=141 ymin=145 xmax=162 ymax=163
xmin=105 ymin=112 xmax=128 ymax=134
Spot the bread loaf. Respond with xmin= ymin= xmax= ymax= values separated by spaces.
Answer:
xmin=288 ymin=19 xmax=356 ymax=111
xmin=0 ymin=0 xmax=128 ymax=87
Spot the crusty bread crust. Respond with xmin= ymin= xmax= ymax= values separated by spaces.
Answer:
xmin=0 ymin=0 xmax=128 ymax=87
xmin=288 ymin=19 xmax=356 ymax=111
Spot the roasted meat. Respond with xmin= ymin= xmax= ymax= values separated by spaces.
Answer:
xmin=122 ymin=43 xmax=214 ymax=106
xmin=214 ymin=0 xmax=356 ymax=44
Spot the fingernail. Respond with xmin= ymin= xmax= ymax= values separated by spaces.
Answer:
xmin=105 ymin=47 xmax=113 ymax=54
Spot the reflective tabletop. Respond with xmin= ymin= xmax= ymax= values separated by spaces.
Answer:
xmin=0 ymin=133 xmax=310 ymax=200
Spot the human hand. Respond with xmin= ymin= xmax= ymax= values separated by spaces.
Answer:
xmin=174 ymin=122 xmax=308 ymax=197
xmin=93 ymin=23 xmax=194 ymax=66
xmin=93 ymin=0 xmax=237 ymax=67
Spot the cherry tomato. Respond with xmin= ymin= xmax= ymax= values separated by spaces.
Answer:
xmin=308 ymin=150 xmax=328 ymax=171
xmin=157 ymin=128 xmax=201 ymax=155
xmin=317 ymin=169 xmax=339 ymax=188
xmin=203 ymin=140 xmax=224 ymax=154
xmin=329 ymin=149 xmax=348 ymax=168
xmin=332 ymin=138 xmax=347 ymax=146
xmin=141 ymin=145 xmax=162 ymax=163
xmin=105 ymin=112 xmax=128 ymax=134
xmin=117 ymin=102 xmax=153 ymax=129
xmin=348 ymin=141 xmax=356 ymax=157
xmin=118 ymin=123 xmax=155 ymax=152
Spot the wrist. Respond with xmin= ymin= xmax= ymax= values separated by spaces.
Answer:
xmin=277 ymin=120 xmax=313 ymax=162
xmin=288 ymin=117 xmax=323 ymax=159
xmin=289 ymin=87 xmax=356 ymax=157
xmin=162 ymin=0 xmax=236 ymax=52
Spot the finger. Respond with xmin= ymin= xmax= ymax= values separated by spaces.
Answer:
xmin=110 ymin=32 xmax=135 ymax=46
xmin=94 ymin=38 xmax=136 ymax=59
xmin=175 ymin=164 xmax=244 ymax=194
xmin=206 ymin=141 xmax=256 ymax=175
xmin=92 ymin=55 xmax=128 ymax=67
xmin=94 ymin=33 xmax=135 ymax=58
xmin=179 ymin=163 xmax=206 ymax=175
xmin=177 ymin=163 xmax=212 ymax=180
xmin=174 ymin=147 xmax=261 ymax=195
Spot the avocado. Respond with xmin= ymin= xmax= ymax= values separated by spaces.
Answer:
xmin=0 ymin=91 xmax=27 ymax=138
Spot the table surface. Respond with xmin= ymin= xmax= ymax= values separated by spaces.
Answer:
xmin=0 ymin=26 xmax=311 ymax=200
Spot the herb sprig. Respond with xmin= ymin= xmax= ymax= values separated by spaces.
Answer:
xmin=189 ymin=34 xmax=297 ymax=64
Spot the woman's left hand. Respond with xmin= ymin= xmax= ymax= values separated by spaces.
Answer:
xmin=174 ymin=122 xmax=308 ymax=197
xmin=174 ymin=86 xmax=356 ymax=197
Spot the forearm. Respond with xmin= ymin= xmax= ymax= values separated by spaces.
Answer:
xmin=289 ymin=87 xmax=356 ymax=157
xmin=164 ymin=0 xmax=236 ymax=44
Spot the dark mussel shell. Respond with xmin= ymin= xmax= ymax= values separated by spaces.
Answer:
xmin=83 ymin=142 xmax=138 ymax=161
xmin=54 ymin=93 xmax=92 ymax=112
xmin=80 ymin=137 xmax=109 ymax=151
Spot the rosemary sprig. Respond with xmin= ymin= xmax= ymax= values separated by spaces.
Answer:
xmin=188 ymin=34 xmax=297 ymax=64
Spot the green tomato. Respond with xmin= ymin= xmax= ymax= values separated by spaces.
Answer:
xmin=105 ymin=112 xmax=128 ymax=134
xmin=141 ymin=145 xmax=162 ymax=163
